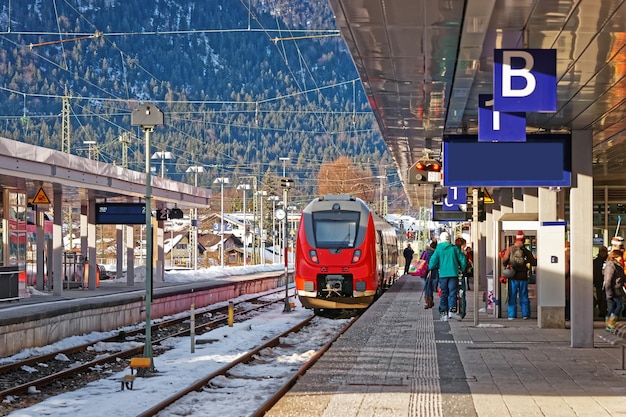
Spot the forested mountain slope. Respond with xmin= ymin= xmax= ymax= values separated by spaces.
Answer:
xmin=0 ymin=0 xmax=402 ymax=209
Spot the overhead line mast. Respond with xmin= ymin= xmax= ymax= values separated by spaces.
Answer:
xmin=62 ymin=91 xmax=71 ymax=154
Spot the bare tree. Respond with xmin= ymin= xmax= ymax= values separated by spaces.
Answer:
xmin=317 ymin=157 xmax=376 ymax=204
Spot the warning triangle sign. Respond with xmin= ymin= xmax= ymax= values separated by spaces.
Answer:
xmin=483 ymin=188 xmax=494 ymax=204
xmin=32 ymin=187 xmax=51 ymax=205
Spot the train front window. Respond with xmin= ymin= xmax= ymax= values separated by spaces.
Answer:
xmin=312 ymin=211 xmax=359 ymax=248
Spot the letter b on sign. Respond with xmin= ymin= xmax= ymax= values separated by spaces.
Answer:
xmin=493 ymin=49 xmax=556 ymax=113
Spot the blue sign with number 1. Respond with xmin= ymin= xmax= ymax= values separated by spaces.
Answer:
xmin=478 ymin=94 xmax=526 ymax=142
xmin=443 ymin=187 xmax=466 ymax=211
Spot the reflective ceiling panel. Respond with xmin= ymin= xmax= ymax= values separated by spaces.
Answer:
xmin=330 ymin=0 xmax=626 ymax=209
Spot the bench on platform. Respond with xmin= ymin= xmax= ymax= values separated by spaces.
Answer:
xmin=598 ymin=322 xmax=626 ymax=370
xmin=120 ymin=357 xmax=152 ymax=390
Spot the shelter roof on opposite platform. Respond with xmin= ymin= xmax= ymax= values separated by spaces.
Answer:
xmin=0 ymin=136 xmax=210 ymax=208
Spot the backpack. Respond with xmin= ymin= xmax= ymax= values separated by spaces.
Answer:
xmin=613 ymin=263 xmax=625 ymax=292
xmin=509 ymin=246 xmax=526 ymax=270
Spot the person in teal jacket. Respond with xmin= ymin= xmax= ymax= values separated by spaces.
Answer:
xmin=428 ymin=232 xmax=467 ymax=321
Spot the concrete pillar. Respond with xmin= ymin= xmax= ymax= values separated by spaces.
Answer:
xmin=35 ymin=206 xmax=45 ymax=291
xmin=156 ymin=220 xmax=164 ymax=282
xmin=512 ymin=188 xmax=524 ymax=212
xmin=537 ymin=187 xmax=563 ymax=328
xmin=116 ymin=225 xmax=123 ymax=280
xmin=570 ymin=130 xmax=594 ymax=348
xmin=493 ymin=189 xmax=513 ymax=318
xmin=87 ymin=199 xmax=97 ymax=290
xmin=126 ymin=225 xmax=134 ymax=286
xmin=523 ymin=188 xmax=538 ymax=212
xmin=52 ymin=190 xmax=63 ymax=296
xmin=81 ymin=205 xmax=88 ymax=262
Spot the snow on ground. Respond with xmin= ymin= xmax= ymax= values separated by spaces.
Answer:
xmin=3 ymin=264 xmax=335 ymax=417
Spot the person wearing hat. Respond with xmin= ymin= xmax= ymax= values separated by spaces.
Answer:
xmin=502 ymin=230 xmax=537 ymax=320
xmin=611 ymin=236 xmax=625 ymax=267
xmin=611 ymin=236 xmax=624 ymax=252
xmin=428 ymin=231 xmax=467 ymax=321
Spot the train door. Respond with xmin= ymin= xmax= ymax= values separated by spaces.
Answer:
xmin=375 ymin=230 xmax=384 ymax=292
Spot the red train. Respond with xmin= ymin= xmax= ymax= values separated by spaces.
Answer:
xmin=294 ymin=194 xmax=399 ymax=311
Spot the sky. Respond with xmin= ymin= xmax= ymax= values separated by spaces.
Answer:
xmin=3 ymin=265 xmax=349 ymax=417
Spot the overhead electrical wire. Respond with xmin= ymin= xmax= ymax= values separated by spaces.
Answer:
xmin=1 ymin=28 xmax=340 ymax=38
xmin=1 ymin=0 xmax=391 ymax=184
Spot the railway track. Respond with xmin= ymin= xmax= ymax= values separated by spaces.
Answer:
xmin=0 ymin=288 xmax=288 ymax=409
xmin=136 ymin=313 xmax=356 ymax=417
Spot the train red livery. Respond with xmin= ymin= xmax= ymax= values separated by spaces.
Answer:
xmin=294 ymin=194 xmax=399 ymax=311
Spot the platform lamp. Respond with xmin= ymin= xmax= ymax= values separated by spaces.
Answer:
xmin=279 ymin=156 xmax=290 ymax=177
xmin=151 ymin=151 xmax=173 ymax=178
xmin=255 ymin=190 xmax=268 ymax=264
xmin=131 ymin=103 xmax=164 ymax=373
xmin=236 ymin=183 xmax=251 ymax=266
xmin=268 ymin=195 xmax=280 ymax=263
xmin=279 ymin=177 xmax=294 ymax=313
xmin=186 ymin=166 xmax=205 ymax=270
xmin=84 ymin=140 xmax=97 ymax=160
xmin=213 ymin=177 xmax=230 ymax=268
xmin=375 ymin=175 xmax=385 ymax=215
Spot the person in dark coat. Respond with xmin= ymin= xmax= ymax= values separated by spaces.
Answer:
xmin=403 ymin=243 xmax=414 ymax=275
xmin=421 ymin=240 xmax=438 ymax=309
xmin=593 ymin=246 xmax=608 ymax=319
xmin=604 ymin=249 xmax=624 ymax=331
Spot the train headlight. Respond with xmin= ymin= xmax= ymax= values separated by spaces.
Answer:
xmin=351 ymin=249 xmax=362 ymax=263
xmin=309 ymin=250 xmax=319 ymax=263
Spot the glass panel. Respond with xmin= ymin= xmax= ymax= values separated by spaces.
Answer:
xmin=8 ymin=192 xmax=27 ymax=268
xmin=312 ymin=211 xmax=359 ymax=248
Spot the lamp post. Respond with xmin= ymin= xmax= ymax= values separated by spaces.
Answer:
xmin=213 ymin=177 xmax=230 ymax=268
xmin=237 ymin=183 xmax=251 ymax=266
xmin=131 ymin=103 xmax=164 ymax=373
xmin=84 ymin=140 xmax=97 ymax=160
xmin=152 ymin=151 xmax=173 ymax=178
xmin=279 ymin=157 xmax=290 ymax=177
xmin=288 ymin=205 xmax=297 ymax=235
xmin=256 ymin=190 xmax=268 ymax=264
xmin=268 ymin=195 xmax=280 ymax=263
xmin=375 ymin=175 xmax=385 ymax=215
xmin=280 ymin=177 xmax=294 ymax=312
xmin=186 ymin=166 xmax=205 ymax=270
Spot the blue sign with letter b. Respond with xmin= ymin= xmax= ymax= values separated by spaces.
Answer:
xmin=493 ymin=49 xmax=556 ymax=112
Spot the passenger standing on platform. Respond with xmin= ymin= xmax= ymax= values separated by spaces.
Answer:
xmin=604 ymin=249 xmax=625 ymax=332
xmin=502 ymin=230 xmax=536 ymax=320
xmin=422 ymin=240 xmax=437 ymax=309
xmin=429 ymin=232 xmax=466 ymax=321
xmin=455 ymin=237 xmax=469 ymax=318
xmin=403 ymin=243 xmax=415 ymax=275
xmin=465 ymin=246 xmax=474 ymax=286
xmin=593 ymin=246 xmax=608 ymax=320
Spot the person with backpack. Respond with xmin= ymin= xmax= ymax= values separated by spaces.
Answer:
xmin=604 ymin=249 xmax=625 ymax=332
xmin=429 ymin=232 xmax=466 ymax=321
xmin=502 ymin=230 xmax=537 ymax=320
